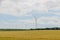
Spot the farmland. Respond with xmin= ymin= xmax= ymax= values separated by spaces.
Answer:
xmin=0 ymin=30 xmax=60 ymax=40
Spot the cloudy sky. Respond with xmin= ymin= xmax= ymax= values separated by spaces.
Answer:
xmin=0 ymin=0 xmax=60 ymax=29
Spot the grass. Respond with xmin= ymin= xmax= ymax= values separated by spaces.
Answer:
xmin=0 ymin=30 xmax=60 ymax=40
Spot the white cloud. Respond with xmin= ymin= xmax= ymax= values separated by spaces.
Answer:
xmin=45 ymin=0 xmax=60 ymax=16
xmin=0 ymin=0 xmax=60 ymax=16
xmin=0 ymin=16 xmax=60 ymax=29
xmin=0 ymin=0 xmax=60 ymax=28
xmin=0 ymin=16 xmax=60 ymax=28
xmin=38 ymin=16 xmax=60 ymax=26
xmin=0 ymin=0 xmax=49 ymax=16
xmin=46 ymin=0 xmax=60 ymax=9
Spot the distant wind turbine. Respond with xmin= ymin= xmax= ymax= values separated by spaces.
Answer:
xmin=33 ymin=16 xmax=38 ymax=29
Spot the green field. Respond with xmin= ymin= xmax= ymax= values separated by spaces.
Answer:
xmin=0 ymin=30 xmax=60 ymax=40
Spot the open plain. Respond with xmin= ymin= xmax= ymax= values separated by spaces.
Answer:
xmin=0 ymin=30 xmax=60 ymax=40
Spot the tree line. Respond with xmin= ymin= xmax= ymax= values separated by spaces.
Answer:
xmin=30 ymin=27 xmax=60 ymax=30
xmin=0 ymin=27 xmax=60 ymax=31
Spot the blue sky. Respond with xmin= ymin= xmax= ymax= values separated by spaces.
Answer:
xmin=0 ymin=0 xmax=60 ymax=29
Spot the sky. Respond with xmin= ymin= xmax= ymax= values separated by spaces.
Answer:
xmin=0 ymin=0 xmax=60 ymax=29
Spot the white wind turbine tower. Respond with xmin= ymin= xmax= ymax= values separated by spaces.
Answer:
xmin=33 ymin=16 xmax=38 ymax=29
xmin=31 ymin=10 xmax=39 ymax=29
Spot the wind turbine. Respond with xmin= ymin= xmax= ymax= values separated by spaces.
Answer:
xmin=31 ymin=10 xmax=40 ymax=29
xmin=33 ymin=16 xmax=38 ymax=29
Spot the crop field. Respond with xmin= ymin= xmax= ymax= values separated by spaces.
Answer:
xmin=0 ymin=30 xmax=60 ymax=40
